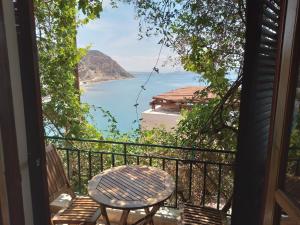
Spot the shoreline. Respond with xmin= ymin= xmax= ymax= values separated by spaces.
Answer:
xmin=80 ymin=76 xmax=135 ymax=89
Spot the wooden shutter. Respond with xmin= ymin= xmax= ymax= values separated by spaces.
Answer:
xmin=232 ymin=0 xmax=284 ymax=224
xmin=262 ymin=0 xmax=300 ymax=224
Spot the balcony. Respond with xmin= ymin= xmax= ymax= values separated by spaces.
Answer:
xmin=46 ymin=137 xmax=300 ymax=225
xmin=45 ymin=136 xmax=233 ymax=224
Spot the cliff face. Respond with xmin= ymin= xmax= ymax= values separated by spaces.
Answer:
xmin=78 ymin=50 xmax=133 ymax=83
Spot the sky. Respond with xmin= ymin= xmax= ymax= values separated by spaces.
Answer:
xmin=77 ymin=1 xmax=182 ymax=73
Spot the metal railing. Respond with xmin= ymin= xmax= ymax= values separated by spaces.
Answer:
xmin=46 ymin=136 xmax=300 ymax=212
xmin=46 ymin=136 xmax=236 ymax=210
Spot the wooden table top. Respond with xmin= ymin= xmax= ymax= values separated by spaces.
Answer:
xmin=88 ymin=165 xmax=175 ymax=209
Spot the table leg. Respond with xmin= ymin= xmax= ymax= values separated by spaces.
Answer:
xmin=132 ymin=203 xmax=161 ymax=225
xmin=119 ymin=209 xmax=130 ymax=225
xmin=100 ymin=204 xmax=111 ymax=225
xmin=144 ymin=208 xmax=154 ymax=225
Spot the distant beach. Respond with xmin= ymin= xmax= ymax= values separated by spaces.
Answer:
xmin=80 ymin=75 xmax=135 ymax=84
xmin=80 ymin=76 xmax=135 ymax=91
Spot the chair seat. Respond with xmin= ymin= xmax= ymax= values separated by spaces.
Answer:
xmin=52 ymin=196 xmax=101 ymax=225
xmin=181 ymin=204 xmax=226 ymax=225
xmin=50 ymin=193 xmax=72 ymax=213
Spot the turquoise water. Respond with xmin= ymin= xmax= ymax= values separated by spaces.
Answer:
xmin=81 ymin=72 xmax=204 ymax=133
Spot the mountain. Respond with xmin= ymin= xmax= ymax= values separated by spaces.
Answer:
xmin=78 ymin=50 xmax=133 ymax=83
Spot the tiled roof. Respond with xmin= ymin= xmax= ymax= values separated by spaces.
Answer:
xmin=152 ymin=86 xmax=215 ymax=103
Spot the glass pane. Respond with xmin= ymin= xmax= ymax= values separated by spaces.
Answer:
xmin=283 ymin=59 xmax=300 ymax=208
xmin=279 ymin=62 xmax=300 ymax=224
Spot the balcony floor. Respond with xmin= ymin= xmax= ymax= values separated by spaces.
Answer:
xmin=96 ymin=207 xmax=180 ymax=225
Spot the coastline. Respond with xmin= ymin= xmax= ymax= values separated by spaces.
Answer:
xmin=80 ymin=76 xmax=135 ymax=90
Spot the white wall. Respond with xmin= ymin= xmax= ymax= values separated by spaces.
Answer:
xmin=141 ymin=109 xmax=181 ymax=131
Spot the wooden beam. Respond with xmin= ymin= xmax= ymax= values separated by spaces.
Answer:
xmin=14 ymin=0 xmax=51 ymax=224
xmin=231 ymin=1 xmax=267 ymax=224
xmin=0 ymin=0 xmax=25 ymax=223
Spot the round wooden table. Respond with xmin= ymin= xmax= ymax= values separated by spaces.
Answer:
xmin=88 ymin=165 xmax=175 ymax=225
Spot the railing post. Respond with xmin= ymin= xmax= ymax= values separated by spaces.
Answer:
xmin=77 ymin=149 xmax=81 ymax=193
xmin=295 ymin=159 xmax=300 ymax=176
xmin=66 ymin=149 xmax=70 ymax=180
xmin=100 ymin=153 xmax=103 ymax=172
xmin=217 ymin=164 xmax=222 ymax=210
xmin=175 ymin=160 xmax=179 ymax=208
xmin=112 ymin=153 xmax=115 ymax=167
xmin=124 ymin=143 xmax=127 ymax=165
xmin=188 ymin=162 xmax=193 ymax=201
xmin=88 ymin=151 xmax=92 ymax=179
xmin=201 ymin=163 xmax=207 ymax=206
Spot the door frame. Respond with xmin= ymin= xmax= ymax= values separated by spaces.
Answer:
xmin=263 ymin=0 xmax=300 ymax=224
xmin=0 ymin=0 xmax=26 ymax=223
xmin=0 ymin=0 xmax=51 ymax=224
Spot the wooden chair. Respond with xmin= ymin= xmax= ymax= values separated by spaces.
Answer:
xmin=46 ymin=144 xmax=101 ymax=225
xmin=180 ymin=197 xmax=232 ymax=225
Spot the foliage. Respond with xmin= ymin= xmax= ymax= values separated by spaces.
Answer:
xmin=138 ymin=0 xmax=244 ymax=88
xmin=176 ymin=98 xmax=237 ymax=149
xmin=290 ymin=109 xmax=300 ymax=147
xmin=34 ymin=0 xmax=241 ymax=206
xmin=139 ymin=128 xmax=178 ymax=145
xmin=114 ymin=0 xmax=246 ymax=149
xmin=34 ymin=0 xmax=102 ymax=138
xmin=289 ymin=104 xmax=300 ymax=161
xmin=35 ymin=0 xmax=246 ymax=149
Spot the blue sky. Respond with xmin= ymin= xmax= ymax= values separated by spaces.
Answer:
xmin=77 ymin=1 xmax=181 ymax=72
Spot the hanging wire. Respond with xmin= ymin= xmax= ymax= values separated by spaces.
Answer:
xmin=132 ymin=0 xmax=170 ymax=128
xmin=133 ymin=40 xmax=165 ymax=125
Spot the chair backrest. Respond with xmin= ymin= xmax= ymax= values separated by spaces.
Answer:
xmin=45 ymin=144 xmax=75 ymax=202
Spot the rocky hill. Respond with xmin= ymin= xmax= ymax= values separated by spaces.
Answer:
xmin=78 ymin=50 xmax=133 ymax=83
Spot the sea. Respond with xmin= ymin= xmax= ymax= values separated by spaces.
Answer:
xmin=81 ymin=72 xmax=204 ymax=134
